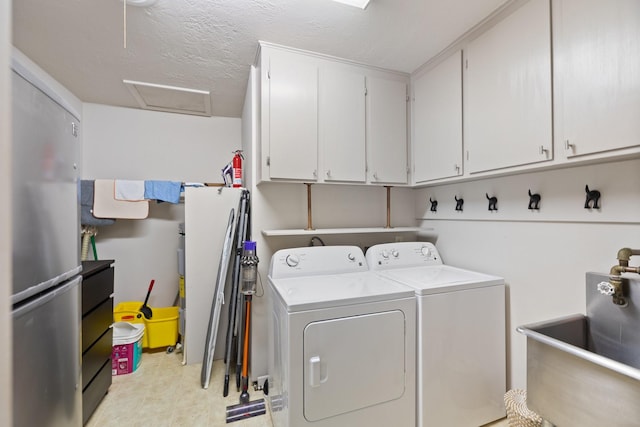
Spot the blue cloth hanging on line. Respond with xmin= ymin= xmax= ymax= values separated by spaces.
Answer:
xmin=144 ymin=180 xmax=182 ymax=204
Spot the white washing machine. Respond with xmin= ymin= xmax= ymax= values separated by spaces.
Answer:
xmin=267 ymin=245 xmax=416 ymax=427
xmin=366 ymin=242 xmax=506 ymax=427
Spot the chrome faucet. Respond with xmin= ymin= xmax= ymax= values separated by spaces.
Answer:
xmin=600 ymin=248 xmax=640 ymax=305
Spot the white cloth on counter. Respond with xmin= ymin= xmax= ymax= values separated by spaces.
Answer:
xmin=114 ymin=180 xmax=145 ymax=201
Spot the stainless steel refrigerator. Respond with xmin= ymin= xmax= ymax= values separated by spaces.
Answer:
xmin=11 ymin=59 xmax=82 ymax=427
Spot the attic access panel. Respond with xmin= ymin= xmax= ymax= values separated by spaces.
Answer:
xmin=123 ymin=79 xmax=211 ymax=116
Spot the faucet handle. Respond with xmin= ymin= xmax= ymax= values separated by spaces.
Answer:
xmin=597 ymin=281 xmax=616 ymax=296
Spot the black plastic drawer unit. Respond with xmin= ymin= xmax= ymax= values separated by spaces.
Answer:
xmin=81 ymin=260 xmax=114 ymax=425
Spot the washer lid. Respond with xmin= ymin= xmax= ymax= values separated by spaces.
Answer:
xmin=268 ymin=271 xmax=414 ymax=312
xmin=377 ymin=265 xmax=504 ymax=295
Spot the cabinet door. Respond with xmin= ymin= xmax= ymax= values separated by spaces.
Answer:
xmin=367 ymin=77 xmax=408 ymax=184
xmin=465 ymin=0 xmax=552 ymax=173
xmin=413 ymin=51 xmax=463 ymax=183
xmin=268 ymin=49 xmax=318 ymax=181
xmin=556 ymin=0 xmax=640 ymax=157
xmin=319 ymin=67 xmax=366 ymax=182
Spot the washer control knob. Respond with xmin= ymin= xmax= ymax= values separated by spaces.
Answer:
xmin=420 ymin=246 xmax=431 ymax=257
xmin=347 ymin=253 xmax=356 ymax=261
xmin=391 ymin=249 xmax=399 ymax=258
xmin=285 ymin=254 xmax=299 ymax=267
xmin=381 ymin=250 xmax=389 ymax=259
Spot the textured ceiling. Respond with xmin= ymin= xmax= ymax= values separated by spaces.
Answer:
xmin=12 ymin=0 xmax=508 ymax=118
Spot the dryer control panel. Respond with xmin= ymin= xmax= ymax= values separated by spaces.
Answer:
xmin=366 ymin=242 xmax=443 ymax=270
xmin=269 ymin=245 xmax=367 ymax=279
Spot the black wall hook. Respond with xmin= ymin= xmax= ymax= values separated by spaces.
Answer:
xmin=454 ymin=196 xmax=464 ymax=211
xmin=486 ymin=193 xmax=498 ymax=211
xmin=585 ymin=185 xmax=601 ymax=209
xmin=429 ymin=197 xmax=438 ymax=212
xmin=528 ymin=189 xmax=541 ymax=210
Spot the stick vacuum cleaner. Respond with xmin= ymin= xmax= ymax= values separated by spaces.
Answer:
xmin=225 ymin=241 xmax=266 ymax=423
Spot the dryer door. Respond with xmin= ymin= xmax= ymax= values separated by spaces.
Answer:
xmin=303 ymin=310 xmax=405 ymax=422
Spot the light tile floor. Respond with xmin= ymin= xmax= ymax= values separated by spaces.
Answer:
xmin=87 ymin=349 xmax=509 ymax=427
xmin=86 ymin=349 xmax=272 ymax=427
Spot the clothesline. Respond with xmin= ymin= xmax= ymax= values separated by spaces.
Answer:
xmin=80 ymin=179 xmax=225 ymax=225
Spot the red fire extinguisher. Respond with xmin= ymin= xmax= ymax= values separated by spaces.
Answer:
xmin=232 ymin=150 xmax=243 ymax=188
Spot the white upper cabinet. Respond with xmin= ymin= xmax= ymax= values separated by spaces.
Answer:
xmin=257 ymin=43 xmax=409 ymax=185
xmin=265 ymin=47 xmax=319 ymax=181
xmin=555 ymin=0 xmax=640 ymax=158
xmin=412 ymin=51 xmax=463 ymax=183
xmin=367 ymin=77 xmax=408 ymax=184
xmin=319 ymin=67 xmax=366 ymax=183
xmin=464 ymin=0 xmax=553 ymax=174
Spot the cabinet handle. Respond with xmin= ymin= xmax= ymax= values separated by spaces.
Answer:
xmin=373 ymin=172 xmax=378 ymax=180
xmin=454 ymin=164 xmax=460 ymax=174
xmin=313 ymin=170 xmax=317 ymax=177
xmin=539 ymin=145 xmax=549 ymax=156
xmin=564 ymin=140 xmax=575 ymax=151
xmin=326 ymin=170 xmax=331 ymax=178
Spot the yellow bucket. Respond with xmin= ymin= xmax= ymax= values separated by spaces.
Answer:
xmin=114 ymin=302 xmax=179 ymax=349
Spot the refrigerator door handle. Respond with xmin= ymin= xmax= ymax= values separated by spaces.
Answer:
xmin=12 ymin=275 xmax=82 ymax=317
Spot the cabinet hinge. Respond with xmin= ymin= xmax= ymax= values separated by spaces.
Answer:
xmin=406 ymin=95 xmax=410 ymax=102
xmin=71 ymin=122 xmax=78 ymax=137
xmin=465 ymin=59 xmax=469 ymax=70
xmin=266 ymin=156 xmax=270 ymax=166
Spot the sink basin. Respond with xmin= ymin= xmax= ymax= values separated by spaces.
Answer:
xmin=517 ymin=272 xmax=640 ymax=427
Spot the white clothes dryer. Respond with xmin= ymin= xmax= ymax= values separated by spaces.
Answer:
xmin=267 ymin=245 xmax=416 ymax=427
xmin=366 ymin=242 xmax=506 ymax=427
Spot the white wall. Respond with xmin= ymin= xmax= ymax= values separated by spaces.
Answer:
xmin=1 ymin=0 xmax=12 ymax=422
xmin=82 ymin=103 xmax=241 ymax=307
xmin=415 ymin=157 xmax=640 ymax=389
